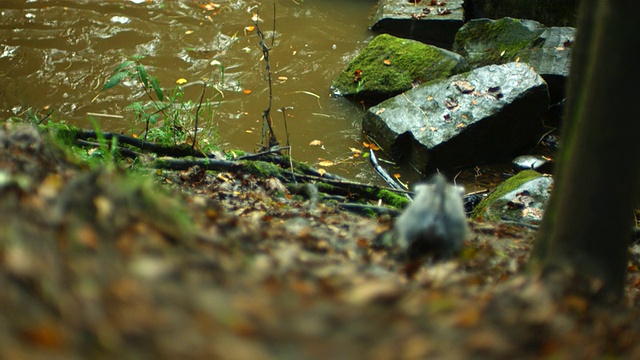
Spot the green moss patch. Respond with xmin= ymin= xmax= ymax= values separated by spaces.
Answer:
xmin=332 ymin=34 xmax=467 ymax=103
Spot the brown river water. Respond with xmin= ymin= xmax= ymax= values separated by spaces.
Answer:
xmin=0 ymin=0 xmax=398 ymax=183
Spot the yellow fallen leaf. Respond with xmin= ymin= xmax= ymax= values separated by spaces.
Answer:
xmin=349 ymin=147 xmax=362 ymax=154
xmin=185 ymin=30 xmax=194 ymax=35
xmin=318 ymin=168 xmax=326 ymax=176
xmin=245 ymin=25 xmax=255 ymax=32
xmin=176 ymin=78 xmax=188 ymax=85
xmin=309 ymin=140 xmax=323 ymax=146
xmin=200 ymin=2 xmax=221 ymax=11
xmin=383 ymin=59 xmax=391 ymax=66
xmin=243 ymin=89 xmax=252 ymax=94
xmin=318 ymin=160 xmax=334 ymax=167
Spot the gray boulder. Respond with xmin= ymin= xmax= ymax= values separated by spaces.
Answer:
xmin=453 ymin=18 xmax=574 ymax=102
xmin=363 ymin=62 xmax=549 ymax=174
xmin=370 ymin=0 xmax=465 ymax=49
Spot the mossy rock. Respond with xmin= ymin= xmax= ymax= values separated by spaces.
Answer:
xmin=453 ymin=18 xmax=546 ymax=69
xmin=454 ymin=18 xmax=574 ymax=102
xmin=332 ymin=34 xmax=467 ymax=105
xmin=472 ymin=170 xmax=554 ymax=223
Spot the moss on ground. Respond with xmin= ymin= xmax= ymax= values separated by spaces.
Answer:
xmin=364 ymin=187 xmax=410 ymax=209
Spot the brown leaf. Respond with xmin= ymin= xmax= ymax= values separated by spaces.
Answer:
xmin=453 ymin=80 xmax=475 ymax=94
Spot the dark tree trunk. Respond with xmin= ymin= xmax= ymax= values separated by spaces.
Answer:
xmin=529 ymin=0 xmax=640 ymax=298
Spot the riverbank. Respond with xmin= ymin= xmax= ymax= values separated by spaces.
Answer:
xmin=3 ymin=123 xmax=640 ymax=358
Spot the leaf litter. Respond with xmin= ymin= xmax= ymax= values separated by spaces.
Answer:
xmin=2 ymin=123 xmax=640 ymax=358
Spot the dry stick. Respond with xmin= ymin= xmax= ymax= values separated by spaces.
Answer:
xmin=192 ymin=82 xmax=207 ymax=151
xmin=236 ymin=146 xmax=291 ymax=160
xmin=279 ymin=106 xmax=295 ymax=180
xmin=38 ymin=109 xmax=54 ymax=125
xmin=256 ymin=6 xmax=279 ymax=150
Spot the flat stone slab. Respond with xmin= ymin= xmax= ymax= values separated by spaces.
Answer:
xmin=474 ymin=0 xmax=578 ymax=26
xmin=363 ymin=62 xmax=549 ymax=174
xmin=453 ymin=18 xmax=575 ymax=101
xmin=370 ymin=0 xmax=465 ymax=48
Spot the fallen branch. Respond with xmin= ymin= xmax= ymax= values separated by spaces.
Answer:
xmin=338 ymin=203 xmax=401 ymax=217
xmin=64 ymin=129 xmax=218 ymax=158
xmin=60 ymin=127 xmax=413 ymax=210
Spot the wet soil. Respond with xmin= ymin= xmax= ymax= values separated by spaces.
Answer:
xmin=2 ymin=123 xmax=640 ymax=359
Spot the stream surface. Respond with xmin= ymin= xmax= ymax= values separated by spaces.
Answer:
xmin=1 ymin=0 xmax=389 ymax=183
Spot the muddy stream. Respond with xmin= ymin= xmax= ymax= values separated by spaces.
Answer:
xmin=1 ymin=0 xmax=517 ymax=191
xmin=1 ymin=1 xmax=400 ymax=181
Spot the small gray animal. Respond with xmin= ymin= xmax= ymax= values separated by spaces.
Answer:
xmin=394 ymin=174 xmax=469 ymax=260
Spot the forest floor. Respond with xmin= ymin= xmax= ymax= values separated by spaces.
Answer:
xmin=2 ymin=123 xmax=640 ymax=359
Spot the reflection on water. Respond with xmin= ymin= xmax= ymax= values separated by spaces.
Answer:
xmin=1 ymin=0 xmax=389 ymax=183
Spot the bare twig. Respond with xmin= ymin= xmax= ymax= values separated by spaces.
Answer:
xmin=38 ymin=109 xmax=54 ymax=125
xmin=277 ymin=106 xmax=295 ymax=179
xmin=256 ymin=6 xmax=279 ymax=151
xmin=192 ymin=82 xmax=208 ymax=150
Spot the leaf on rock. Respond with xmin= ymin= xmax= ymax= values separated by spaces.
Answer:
xmin=453 ymin=80 xmax=474 ymax=94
